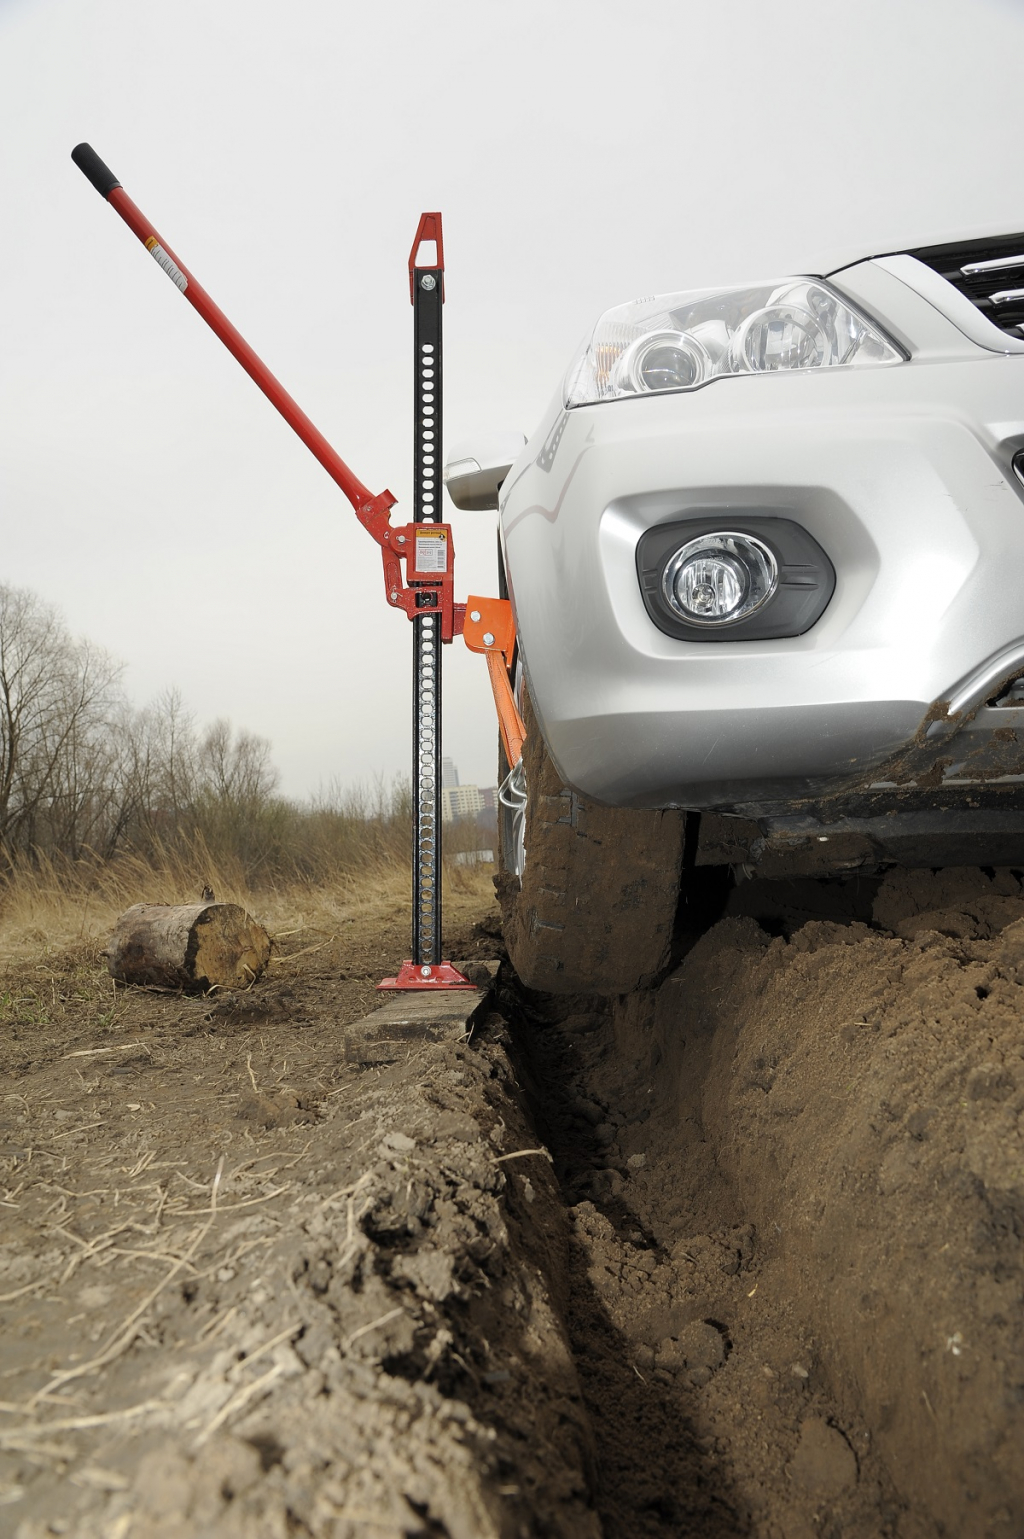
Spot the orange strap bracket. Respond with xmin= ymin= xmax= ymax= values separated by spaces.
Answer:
xmin=463 ymin=596 xmax=525 ymax=766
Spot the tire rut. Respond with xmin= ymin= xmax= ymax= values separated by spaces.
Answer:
xmin=501 ymin=977 xmax=751 ymax=1538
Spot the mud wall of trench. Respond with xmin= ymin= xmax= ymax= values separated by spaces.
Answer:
xmin=607 ymin=868 xmax=1024 ymax=1536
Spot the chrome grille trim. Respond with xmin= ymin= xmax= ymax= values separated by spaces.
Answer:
xmin=961 ymin=253 xmax=1024 ymax=275
xmin=906 ymin=232 xmax=1024 ymax=339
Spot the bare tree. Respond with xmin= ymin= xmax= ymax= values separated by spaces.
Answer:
xmin=198 ymin=718 xmax=278 ymax=807
xmin=0 ymin=586 xmax=122 ymax=858
xmin=0 ymin=583 xmax=340 ymax=882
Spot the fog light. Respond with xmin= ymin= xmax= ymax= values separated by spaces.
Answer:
xmin=662 ymin=532 xmax=777 ymax=626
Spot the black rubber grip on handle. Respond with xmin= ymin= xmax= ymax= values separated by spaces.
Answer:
xmin=71 ymin=143 xmax=121 ymax=198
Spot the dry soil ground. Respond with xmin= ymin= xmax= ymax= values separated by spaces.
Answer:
xmin=0 ymin=865 xmax=1022 ymax=1537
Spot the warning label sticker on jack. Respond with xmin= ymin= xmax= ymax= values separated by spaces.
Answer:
xmin=145 ymin=236 xmax=188 ymax=294
xmin=415 ymin=529 xmax=448 ymax=574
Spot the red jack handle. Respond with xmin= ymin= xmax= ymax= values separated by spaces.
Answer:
xmin=70 ymin=144 xmax=396 ymax=539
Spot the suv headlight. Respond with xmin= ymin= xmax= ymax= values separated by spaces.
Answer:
xmin=565 ymin=279 xmax=903 ymax=407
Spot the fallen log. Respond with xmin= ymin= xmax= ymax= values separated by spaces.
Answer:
xmin=106 ymin=900 xmax=272 ymax=992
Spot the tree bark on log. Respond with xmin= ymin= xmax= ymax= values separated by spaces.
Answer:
xmin=106 ymin=902 xmax=272 ymax=992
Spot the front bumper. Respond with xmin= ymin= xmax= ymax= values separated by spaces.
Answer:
xmin=500 ymin=260 xmax=1024 ymax=816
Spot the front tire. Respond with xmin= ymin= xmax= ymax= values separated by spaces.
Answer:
xmin=497 ymin=688 xmax=685 ymax=994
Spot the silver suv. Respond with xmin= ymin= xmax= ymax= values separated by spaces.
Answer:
xmin=446 ymin=230 xmax=1024 ymax=992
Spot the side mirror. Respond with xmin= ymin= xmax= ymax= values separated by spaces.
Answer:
xmin=443 ymin=432 xmax=527 ymax=511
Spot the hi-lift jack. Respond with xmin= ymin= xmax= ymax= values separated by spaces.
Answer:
xmin=71 ymin=144 xmax=525 ymax=992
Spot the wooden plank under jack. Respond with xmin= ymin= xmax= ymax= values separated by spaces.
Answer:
xmin=346 ymin=961 xmax=498 ymax=1066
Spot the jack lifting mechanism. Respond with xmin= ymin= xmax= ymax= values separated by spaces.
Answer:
xmin=71 ymin=144 xmax=526 ymax=992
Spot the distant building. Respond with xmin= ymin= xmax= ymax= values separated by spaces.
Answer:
xmin=442 ymin=784 xmax=484 ymax=823
xmin=441 ymin=757 xmax=460 ymax=789
xmin=440 ymin=787 xmax=492 ymax=824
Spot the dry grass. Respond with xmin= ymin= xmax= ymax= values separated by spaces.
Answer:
xmin=0 ymin=838 xmax=493 ymax=965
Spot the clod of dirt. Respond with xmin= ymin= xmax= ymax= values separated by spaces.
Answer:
xmin=788 ymin=1417 xmax=859 ymax=1497
xmin=655 ymin=1321 xmax=727 ymax=1389
xmin=390 ymin=1247 xmax=458 ymax=1302
xmin=682 ymin=1320 xmax=726 ymax=1370
xmin=235 ymin=1088 xmax=305 ymax=1127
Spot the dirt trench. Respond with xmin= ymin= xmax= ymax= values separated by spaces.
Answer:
xmin=1 ymin=867 xmax=1023 ymax=1536
xmin=506 ymin=862 xmax=1024 ymax=1539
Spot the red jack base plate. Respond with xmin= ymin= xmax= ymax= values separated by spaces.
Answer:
xmin=378 ymin=960 xmax=476 ymax=991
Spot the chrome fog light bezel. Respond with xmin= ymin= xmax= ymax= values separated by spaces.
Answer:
xmin=662 ymin=532 xmax=778 ymax=627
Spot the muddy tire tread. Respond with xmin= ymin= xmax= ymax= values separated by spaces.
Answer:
xmin=498 ymin=690 xmax=685 ymax=994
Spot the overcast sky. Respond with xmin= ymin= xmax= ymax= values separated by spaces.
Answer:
xmin=1 ymin=0 xmax=1023 ymax=798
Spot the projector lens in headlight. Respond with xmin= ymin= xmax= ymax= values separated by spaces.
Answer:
xmin=618 ymin=330 xmax=711 ymax=393
xmin=663 ymin=533 xmax=777 ymax=625
xmin=566 ymin=278 xmax=903 ymax=406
